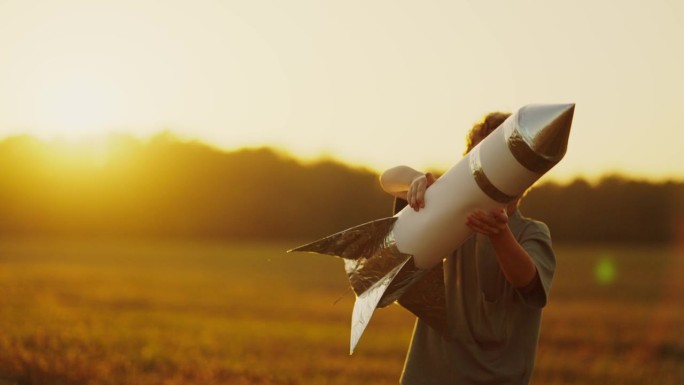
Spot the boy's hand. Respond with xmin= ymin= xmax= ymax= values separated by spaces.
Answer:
xmin=466 ymin=208 xmax=509 ymax=236
xmin=407 ymin=172 xmax=436 ymax=211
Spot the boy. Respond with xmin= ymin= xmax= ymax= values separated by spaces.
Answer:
xmin=380 ymin=112 xmax=555 ymax=384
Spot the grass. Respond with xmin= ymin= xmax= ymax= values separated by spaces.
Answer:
xmin=0 ymin=239 xmax=683 ymax=384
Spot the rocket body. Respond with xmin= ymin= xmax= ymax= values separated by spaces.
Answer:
xmin=392 ymin=104 xmax=571 ymax=268
xmin=391 ymin=125 xmax=528 ymax=268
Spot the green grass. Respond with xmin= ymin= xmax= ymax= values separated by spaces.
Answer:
xmin=0 ymin=239 xmax=683 ymax=384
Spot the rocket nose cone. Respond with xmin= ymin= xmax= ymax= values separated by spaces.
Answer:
xmin=517 ymin=103 xmax=575 ymax=161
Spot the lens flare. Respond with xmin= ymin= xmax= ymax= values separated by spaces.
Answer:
xmin=594 ymin=255 xmax=616 ymax=285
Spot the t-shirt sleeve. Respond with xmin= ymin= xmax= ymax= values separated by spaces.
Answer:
xmin=517 ymin=221 xmax=556 ymax=308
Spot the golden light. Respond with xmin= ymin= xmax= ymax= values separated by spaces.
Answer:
xmin=29 ymin=67 xmax=126 ymax=140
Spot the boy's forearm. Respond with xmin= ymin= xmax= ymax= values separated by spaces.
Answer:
xmin=379 ymin=165 xmax=424 ymax=193
xmin=489 ymin=228 xmax=537 ymax=288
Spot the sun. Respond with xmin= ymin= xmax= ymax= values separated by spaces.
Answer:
xmin=29 ymin=67 xmax=126 ymax=140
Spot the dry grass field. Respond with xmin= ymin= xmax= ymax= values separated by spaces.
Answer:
xmin=0 ymin=238 xmax=683 ymax=384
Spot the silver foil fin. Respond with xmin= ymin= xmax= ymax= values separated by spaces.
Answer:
xmin=350 ymin=258 xmax=411 ymax=354
xmin=288 ymin=217 xmax=397 ymax=260
xmin=289 ymin=217 xmax=431 ymax=353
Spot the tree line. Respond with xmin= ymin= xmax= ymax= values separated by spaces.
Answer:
xmin=0 ymin=134 xmax=681 ymax=243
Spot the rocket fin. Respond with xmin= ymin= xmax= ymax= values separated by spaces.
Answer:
xmin=288 ymin=217 xmax=398 ymax=260
xmin=350 ymin=257 xmax=411 ymax=354
xmin=289 ymin=217 xmax=431 ymax=353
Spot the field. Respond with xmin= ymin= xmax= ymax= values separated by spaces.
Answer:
xmin=1 ymin=239 xmax=683 ymax=384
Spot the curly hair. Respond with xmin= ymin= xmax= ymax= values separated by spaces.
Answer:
xmin=464 ymin=112 xmax=511 ymax=155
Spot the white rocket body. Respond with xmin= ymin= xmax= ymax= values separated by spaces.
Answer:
xmin=392 ymin=104 xmax=574 ymax=269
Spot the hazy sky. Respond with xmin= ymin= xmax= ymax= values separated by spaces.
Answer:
xmin=1 ymin=0 xmax=682 ymax=181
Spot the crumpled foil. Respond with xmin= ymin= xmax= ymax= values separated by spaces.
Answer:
xmin=397 ymin=263 xmax=448 ymax=336
xmin=289 ymin=217 xmax=447 ymax=353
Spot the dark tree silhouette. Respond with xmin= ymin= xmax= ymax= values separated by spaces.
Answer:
xmin=0 ymin=134 xmax=682 ymax=243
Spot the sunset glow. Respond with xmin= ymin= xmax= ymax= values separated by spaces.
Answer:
xmin=26 ymin=70 xmax=126 ymax=139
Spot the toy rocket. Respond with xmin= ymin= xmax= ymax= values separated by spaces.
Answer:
xmin=289 ymin=103 xmax=575 ymax=353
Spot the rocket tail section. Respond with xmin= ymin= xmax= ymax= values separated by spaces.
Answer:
xmin=289 ymin=217 xmax=436 ymax=353
xmin=289 ymin=217 xmax=414 ymax=297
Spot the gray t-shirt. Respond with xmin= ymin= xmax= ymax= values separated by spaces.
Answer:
xmin=400 ymin=210 xmax=555 ymax=385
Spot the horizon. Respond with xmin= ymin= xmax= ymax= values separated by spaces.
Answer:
xmin=2 ymin=131 xmax=682 ymax=185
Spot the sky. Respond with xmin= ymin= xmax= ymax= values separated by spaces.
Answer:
xmin=0 ymin=0 xmax=683 ymax=182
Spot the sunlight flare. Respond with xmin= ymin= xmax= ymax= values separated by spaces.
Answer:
xmin=30 ymin=68 xmax=126 ymax=139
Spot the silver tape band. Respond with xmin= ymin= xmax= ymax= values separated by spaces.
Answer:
xmin=507 ymin=128 xmax=556 ymax=174
xmin=469 ymin=147 xmax=518 ymax=204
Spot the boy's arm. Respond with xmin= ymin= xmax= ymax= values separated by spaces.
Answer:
xmin=379 ymin=165 xmax=435 ymax=211
xmin=466 ymin=209 xmax=537 ymax=288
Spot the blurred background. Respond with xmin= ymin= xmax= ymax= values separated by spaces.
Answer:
xmin=1 ymin=1 xmax=683 ymax=384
